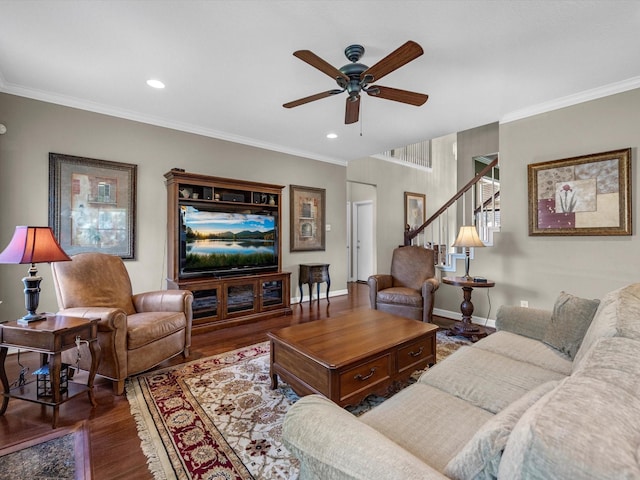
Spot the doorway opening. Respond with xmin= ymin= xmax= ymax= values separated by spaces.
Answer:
xmin=347 ymin=181 xmax=376 ymax=282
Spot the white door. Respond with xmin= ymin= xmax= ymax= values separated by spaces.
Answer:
xmin=355 ymin=201 xmax=374 ymax=282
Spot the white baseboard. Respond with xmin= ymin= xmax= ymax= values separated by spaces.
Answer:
xmin=291 ymin=288 xmax=349 ymax=305
xmin=433 ymin=307 xmax=496 ymax=329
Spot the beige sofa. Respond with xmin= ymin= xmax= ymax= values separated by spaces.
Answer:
xmin=283 ymin=283 xmax=640 ymax=479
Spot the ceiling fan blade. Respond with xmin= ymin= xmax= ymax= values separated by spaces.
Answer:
xmin=360 ymin=40 xmax=424 ymax=83
xmin=345 ymin=96 xmax=360 ymax=124
xmin=367 ymin=85 xmax=429 ymax=106
xmin=283 ymin=89 xmax=343 ymax=108
xmin=293 ymin=50 xmax=349 ymax=83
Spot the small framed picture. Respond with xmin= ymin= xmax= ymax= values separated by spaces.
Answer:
xmin=290 ymin=185 xmax=325 ymax=251
xmin=404 ymin=191 xmax=426 ymax=230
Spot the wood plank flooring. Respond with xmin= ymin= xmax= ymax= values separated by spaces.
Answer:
xmin=0 ymin=283 xmax=452 ymax=479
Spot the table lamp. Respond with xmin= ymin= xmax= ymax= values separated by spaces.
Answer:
xmin=0 ymin=226 xmax=71 ymax=324
xmin=451 ymin=225 xmax=485 ymax=280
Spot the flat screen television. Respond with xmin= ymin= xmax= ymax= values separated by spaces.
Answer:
xmin=179 ymin=204 xmax=278 ymax=278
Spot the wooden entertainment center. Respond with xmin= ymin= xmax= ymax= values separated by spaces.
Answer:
xmin=165 ymin=170 xmax=291 ymax=332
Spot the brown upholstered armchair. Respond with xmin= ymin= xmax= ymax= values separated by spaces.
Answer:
xmin=51 ymin=252 xmax=193 ymax=394
xmin=368 ymin=246 xmax=439 ymax=323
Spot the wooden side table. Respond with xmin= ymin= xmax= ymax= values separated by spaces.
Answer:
xmin=298 ymin=263 xmax=330 ymax=303
xmin=0 ymin=315 xmax=101 ymax=428
xmin=442 ymin=276 xmax=495 ymax=342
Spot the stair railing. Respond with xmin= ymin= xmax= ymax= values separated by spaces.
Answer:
xmin=404 ymin=156 xmax=499 ymax=248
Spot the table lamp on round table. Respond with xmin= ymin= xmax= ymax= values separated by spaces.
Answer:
xmin=451 ymin=225 xmax=485 ymax=280
xmin=0 ymin=226 xmax=71 ymax=324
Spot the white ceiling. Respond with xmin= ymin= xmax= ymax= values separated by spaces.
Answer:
xmin=2 ymin=1 xmax=640 ymax=165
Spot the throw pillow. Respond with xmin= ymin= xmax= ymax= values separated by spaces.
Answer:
xmin=443 ymin=380 xmax=560 ymax=480
xmin=542 ymin=291 xmax=600 ymax=359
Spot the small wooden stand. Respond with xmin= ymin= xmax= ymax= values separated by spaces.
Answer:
xmin=0 ymin=315 xmax=101 ymax=428
xmin=442 ymin=276 xmax=495 ymax=342
xmin=298 ymin=263 xmax=331 ymax=303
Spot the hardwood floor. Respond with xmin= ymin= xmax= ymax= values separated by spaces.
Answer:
xmin=0 ymin=283 xmax=450 ymax=479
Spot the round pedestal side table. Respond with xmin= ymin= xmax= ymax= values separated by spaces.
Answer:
xmin=442 ymin=276 xmax=495 ymax=342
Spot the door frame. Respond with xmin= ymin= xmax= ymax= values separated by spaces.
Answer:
xmin=352 ymin=200 xmax=374 ymax=282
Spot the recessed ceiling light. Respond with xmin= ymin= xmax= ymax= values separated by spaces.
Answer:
xmin=146 ymin=79 xmax=165 ymax=89
xmin=326 ymin=133 xmax=338 ymax=139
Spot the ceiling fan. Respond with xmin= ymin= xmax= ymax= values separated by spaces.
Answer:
xmin=283 ymin=40 xmax=429 ymax=125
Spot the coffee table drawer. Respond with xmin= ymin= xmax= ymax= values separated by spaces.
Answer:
xmin=272 ymin=343 xmax=330 ymax=393
xmin=339 ymin=354 xmax=391 ymax=399
xmin=397 ymin=336 xmax=435 ymax=373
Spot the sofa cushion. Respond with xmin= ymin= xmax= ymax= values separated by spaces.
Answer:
xmin=572 ymin=283 xmax=640 ymax=369
xmin=495 ymin=306 xmax=552 ymax=341
xmin=418 ymin=346 xmax=566 ymax=414
xmin=360 ymin=383 xmax=493 ymax=472
xmin=377 ymin=287 xmax=422 ymax=307
xmin=499 ymin=374 xmax=640 ymax=480
xmin=127 ymin=311 xmax=186 ymax=349
xmin=283 ymin=394 xmax=446 ymax=480
xmin=572 ymin=336 xmax=640 ymax=393
xmin=443 ymin=380 xmax=560 ymax=480
xmin=473 ymin=331 xmax=572 ymax=375
xmin=615 ymin=282 xmax=640 ymax=340
xmin=541 ymin=291 xmax=600 ymax=359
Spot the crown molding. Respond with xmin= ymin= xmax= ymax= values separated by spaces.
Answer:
xmin=0 ymin=82 xmax=347 ymax=167
xmin=500 ymin=76 xmax=640 ymax=124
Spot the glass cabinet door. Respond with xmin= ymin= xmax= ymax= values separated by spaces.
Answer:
xmin=191 ymin=288 xmax=220 ymax=322
xmin=261 ymin=279 xmax=284 ymax=310
xmin=226 ymin=282 xmax=256 ymax=316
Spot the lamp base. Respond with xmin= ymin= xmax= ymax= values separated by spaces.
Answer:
xmin=17 ymin=312 xmax=46 ymax=326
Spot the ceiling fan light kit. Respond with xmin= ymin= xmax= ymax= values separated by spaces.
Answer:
xmin=284 ymin=41 xmax=429 ymax=125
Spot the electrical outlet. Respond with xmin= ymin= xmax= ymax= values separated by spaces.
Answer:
xmin=520 ymin=300 xmax=529 ymax=308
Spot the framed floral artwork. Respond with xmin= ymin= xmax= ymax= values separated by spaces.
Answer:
xmin=528 ymin=148 xmax=631 ymax=236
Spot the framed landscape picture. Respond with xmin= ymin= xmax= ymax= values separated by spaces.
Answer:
xmin=290 ymin=185 xmax=325 ymax=251
xmin=49 ymin=152 xmax=137 ymax=258
xmin=528 ymin=148 xmax=631 ymax=236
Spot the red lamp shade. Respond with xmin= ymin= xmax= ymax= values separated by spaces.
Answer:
xmin=0 ymin=226 xmax=71 ymax=323
xmin=0 ymin=226 xmax=71 ymax=264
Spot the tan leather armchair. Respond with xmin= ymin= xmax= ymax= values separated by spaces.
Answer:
xmin=51 ymin=252 xmax=193 ymax=394
xmin=368 ymin=246 xmax=439 ymax=323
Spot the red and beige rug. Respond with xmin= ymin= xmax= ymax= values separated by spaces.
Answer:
xmin=126 ymin=332 xmax=470 ymax=479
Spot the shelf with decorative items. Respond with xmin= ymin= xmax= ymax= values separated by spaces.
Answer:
xmin=164 ymin=169 xmax=291 ymax=332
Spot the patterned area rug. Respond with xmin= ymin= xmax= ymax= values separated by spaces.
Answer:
xmin=127 ymin=331 xmax=470 ymax=479
xmin=0 ymin=421 xmax=92 ymax=479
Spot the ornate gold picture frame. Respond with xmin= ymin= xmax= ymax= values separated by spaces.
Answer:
xmin=528 ymin=148 xmax=631 ymax=236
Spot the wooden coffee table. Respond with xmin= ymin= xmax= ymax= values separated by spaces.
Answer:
xmin=268 ymin=309 xmax=438 ymax=407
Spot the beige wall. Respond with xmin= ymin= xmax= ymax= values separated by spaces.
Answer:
xmin=348 ymin=90 xmax=640 ymax=321
xmin=347 ymin=133 xmax=459 ymax=274
xmin=0 ymin=93 xmax=347 ymax=320
xmin=470 ymin=88 xmax=640 ymax=317
xmin=436 ymin=125 xmax=500 ymax=317
xmin=347 ymin=181 xmax=377 ymax=281
xmin=2 ymin=87 xmax=638 ymax=322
